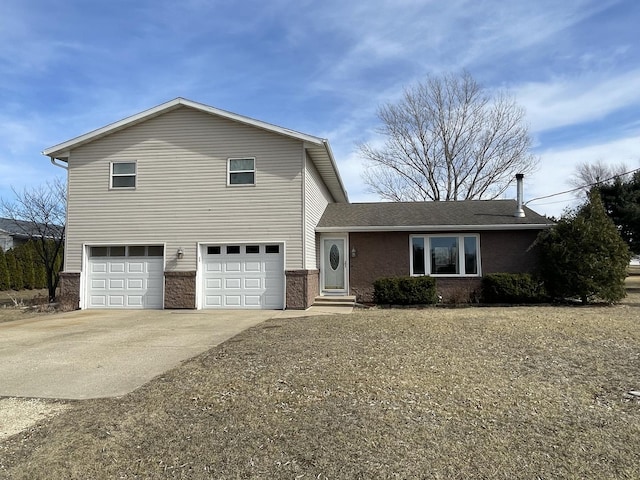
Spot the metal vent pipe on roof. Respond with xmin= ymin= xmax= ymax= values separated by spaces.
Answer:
xmin=515 ymin=174 xmax=525 ymax=218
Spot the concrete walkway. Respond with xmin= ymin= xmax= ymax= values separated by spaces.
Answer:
xmin=0 ymin=306 xmax=352 ymax=400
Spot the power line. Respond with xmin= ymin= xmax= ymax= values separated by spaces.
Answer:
xmin=525 ymin=167 xmax=640 ymax=206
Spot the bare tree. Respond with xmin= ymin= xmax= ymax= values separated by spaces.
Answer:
xmin=360 ymin=71 xmax=538 ymax=201
xmin=1 ymin=177 xmax=66 ymax=302
xmin=567 ymin=159 xmax=630 ymax=193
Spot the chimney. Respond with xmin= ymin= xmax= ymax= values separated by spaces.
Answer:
xmin=515 ymin=174 xmax=525 ymax=218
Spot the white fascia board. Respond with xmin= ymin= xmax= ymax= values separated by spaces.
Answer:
xmin=42 ymin=97 xmax=327 ymax=159
xmin=322 ymin=139 xmax=349 ymax=203
xmin=316 ymin=224 xmax=553 ymax=233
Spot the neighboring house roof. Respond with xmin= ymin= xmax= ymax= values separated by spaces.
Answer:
xmin=42 ymin=97 xmax=349 ymax=203
xmin=0 ymin=217 xmax=63 ymax=240
xmin=317 ymin=200 xmax=554 ymax=232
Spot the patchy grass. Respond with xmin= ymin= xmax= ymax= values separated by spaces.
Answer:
xmin=0 ymin=289 xmax=67 ymax=322
xmin=2 ymin=300 xmax=640 ymax=479
xmin=1 ymin=278 xmax=639 ymax=478
xmin=0 ymin=288 xmax=49 ymax=307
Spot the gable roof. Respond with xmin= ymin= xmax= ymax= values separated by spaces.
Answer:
xmin=0 ymin=217 xmax=63 ymax=239
xmin=317 ymin=200 xmax=553 ymax=232
xmin=42 ymin=97 xmax=349 ymax=203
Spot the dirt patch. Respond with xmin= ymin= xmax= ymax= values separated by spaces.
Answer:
xmin=0 ymin=398 xmax=68 ymax=441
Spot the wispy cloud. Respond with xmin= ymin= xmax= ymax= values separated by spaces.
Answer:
xmin=0 ymin=0 xmax=638 ymax=219
xmin=515 ymin=69 xmax=640 ymax=134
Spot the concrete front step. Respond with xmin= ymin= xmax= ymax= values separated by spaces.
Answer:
xmin=313 ymin=295 xmax=356 ymax=307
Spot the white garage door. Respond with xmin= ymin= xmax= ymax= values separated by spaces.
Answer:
xmin=87 ymin=245 xmax=164 ymax=309
xmin=202 ymin=243 xmax=284 ymax=309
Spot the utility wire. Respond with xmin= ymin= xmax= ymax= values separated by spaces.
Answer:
xmin=525 ymin=167 xmax=640 ymax=206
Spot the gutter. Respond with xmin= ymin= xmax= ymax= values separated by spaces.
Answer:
xmin=49 ymin=157 xmax=68 ymax=170
xmin=316 ymin=223 xmax=554 ymax=233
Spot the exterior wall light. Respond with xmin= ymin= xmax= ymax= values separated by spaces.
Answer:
xmin=351 ymin=247 xmax=357 ymax=258
xmin=177 ymin=247 xmax=184 ymax=259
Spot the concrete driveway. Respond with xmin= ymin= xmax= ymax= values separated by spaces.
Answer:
xmin=0 ymin=307 xmax=348 ymax=400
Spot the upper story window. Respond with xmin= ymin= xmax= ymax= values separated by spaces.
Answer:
xmin=410 ymin=234 xmax=480 ymax=277
xmin=111 ymin=161 xmax=136 ymax=189
xmin=228 ymin=158 xmax=255 ymax=186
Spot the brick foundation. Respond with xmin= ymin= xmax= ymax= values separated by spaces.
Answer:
xmin=59 ymin=272 xmax=81 ymax=310
xmin=285 ymin=269 xmax=319 ymax=309
xmin=164 ymin=271 xmax=196 ymax=309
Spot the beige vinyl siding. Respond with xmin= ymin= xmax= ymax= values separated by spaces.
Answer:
xmin=303 ymin=153 xmax=334 ymax=269
xmin=65 ymin=106 xmax=304 ymax=272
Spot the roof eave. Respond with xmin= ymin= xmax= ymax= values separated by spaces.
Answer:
xmin=316 ymin=223 xmax=554 ymax=233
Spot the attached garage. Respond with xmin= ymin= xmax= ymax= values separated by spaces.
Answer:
xmin=201 ymin=243 xmax=285 ymax=309
xmin=86 ymin=245 xmax=164 ymax=309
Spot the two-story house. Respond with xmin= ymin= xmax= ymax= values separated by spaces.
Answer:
xmin=43 ymin=98 xmax=552 ymax=310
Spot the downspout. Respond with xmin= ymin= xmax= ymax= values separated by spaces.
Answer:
xmin=48 ymin=154 xmax=70 ymax=302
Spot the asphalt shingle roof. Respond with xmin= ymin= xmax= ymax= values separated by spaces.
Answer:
xmin=0 ymin=217 xmax=63 ymax=239
xmin=317 ymin=200 xmax=552 ymax=230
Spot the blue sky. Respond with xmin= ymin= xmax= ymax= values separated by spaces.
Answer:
xmin=1 ymin=0 xmax=639 ymax=217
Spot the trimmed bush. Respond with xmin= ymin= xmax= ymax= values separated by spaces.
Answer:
xmin=482 ymin=273 xmax=547 ymax=304
xmin=373 ymin=276 xmax=438 ymax=305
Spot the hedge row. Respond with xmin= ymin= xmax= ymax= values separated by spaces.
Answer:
xmin=373 ymin=276 xmax=438 ymax=305
xmin=0 ymin=241 xmax=58 ymax=291
xmin=481 ymin=273 xmax=547 ymax=304
xmin=372 ymin=273 xmax=547 ymax=305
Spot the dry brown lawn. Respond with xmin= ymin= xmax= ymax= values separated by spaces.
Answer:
xmin=1 ymin=279 xmax=639 ymax=479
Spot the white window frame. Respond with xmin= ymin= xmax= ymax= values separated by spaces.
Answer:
xmin=410 ymin=234 xmax=481 ymax=277
xmin=227 ymin=157 xmax=256 ymax=186
xmin=110 ymin=161 xmax=137 ymax=189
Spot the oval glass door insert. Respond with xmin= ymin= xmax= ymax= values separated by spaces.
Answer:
xmin=329 ymin=244 xmax=340 ymax=270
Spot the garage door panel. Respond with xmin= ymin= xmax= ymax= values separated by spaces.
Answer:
xmin=87 ymin=252 xmax=163 ymax=309
xmin=90 ymin=295 xmax=107 ymax=307
xmin=91 ymin=279 xmax=107 ymax=289
xmin=127 ymin=296 xmax=144 ymax=307
xmin=224 ymin=295 xmax=242 ymax=306
xmin=225 ymin=262 xmax=242 ymax=272
xmin=147 ymin=262 xmax=163 ymax=273
xmin=244 ymin=278 xmax=261 ymax=289
xmin=91 ymin=262 xmax=107 ymax=273
xmin=225 ymin=277 xmax=242 ymax=289
xmin=127 ymin=262 xmax=145 ymax=273
xmin=127 ymin=278 xmax=143 ymax=289
xmin=109 ymin=262 xmax=126 ymax=273
xmin=202 ymin=244 xmax=284 ymax=309
xmin=244 ymin=261 xmax=262 ymax=273
xmin=205 ymin=262 xmax=222 ymax=273
xmin=109 ymin=279 xmax=125 ymax=289
xmin=265 ymin=276 xmax=282 ymax=288
xmin=108 ymin=296 xmax=125 ymax=307
xmin=205 ymin=295 xmax=222 ymax=307
xmin=264 ymin=295 xmax=282 ymax=308
xmin=244 ymin=295 xmax=261 ymax=306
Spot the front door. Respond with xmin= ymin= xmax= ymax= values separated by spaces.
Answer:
xmin=322 ymin=237 xmax=346 ymax=293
